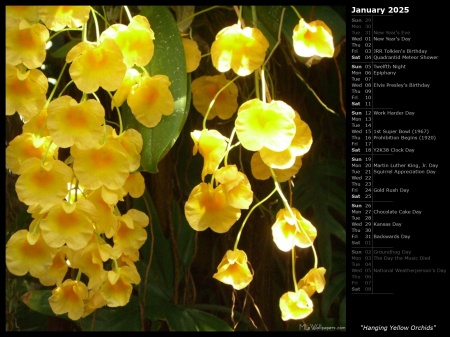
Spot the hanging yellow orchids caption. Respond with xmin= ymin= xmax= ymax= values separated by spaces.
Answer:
xmin=5 ymin=5 xmax=341 ymax=329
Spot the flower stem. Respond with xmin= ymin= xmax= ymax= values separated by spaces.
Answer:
xmin=105 ymin=90 xmax=124 ymax=134
xmin=224 ymin=127 xmax=236 ymax=166
xmin=291 ymin=247 xmax=298 ymax=292
xmin=290 ymin=6 xmax=303 ymax=20
xmin=234 ymin=187 xmax=277 ymax=250
xmin=202 ymin=75 xmax=240 ymax=129
xmin=177 ymin=6 xmax=222 ymax=28
xmin=124 ymin=6 xmax=133 ymax=22
xmin=270 ymin=168 xmax=319 ymax=268
xmin=90 ymin=7 xmax=100 ymax=42
xmin=46 ymin=62 xmax=68 ymax=106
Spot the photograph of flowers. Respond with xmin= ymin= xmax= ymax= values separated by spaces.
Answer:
xmin=5 ymin=5 xmax=346 ymax=331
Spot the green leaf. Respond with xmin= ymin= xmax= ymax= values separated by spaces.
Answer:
xmin=180 ymin=307 xmax=233 ymax=331
xmin=49 ymin=38 xmax=81 ymax=58
xmin=122 ymin=6 xmax=190 ymax=173
xmin=11 ymin=300 xmax=50 ymax=331
xmin=79 ymin=294 xmax=141 ymax=331
xmin=173 ymin=197 xmax=196 ymax=283
xmin=20 ymin=289 xmax=56 ymax=318
xmin=147 ymin=303 xmax=233 ymax=331
xmin=321 ymin=272 xmax=345 ymax=319
xmin=21 ymin=289 xmax=143 ymax=331
xmin=133 ymin=189 xmax=175 ymax=299
xmin=292 ymin=159 xmax=346 ymax=292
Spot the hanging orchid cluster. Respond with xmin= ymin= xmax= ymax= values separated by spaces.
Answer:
xmin=5 ymin=5 xmax=335 ymax=324
xmin=5 ymin=5 xmax=167 ymax=320
xmin=183 ymin=7 xmax=334 ymax=321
